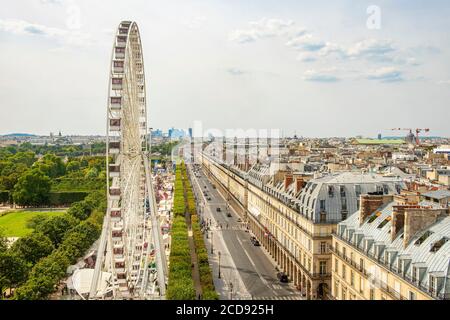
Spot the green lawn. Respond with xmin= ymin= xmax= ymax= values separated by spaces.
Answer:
xmin=0 ymin=210 xmax=66 ymax=237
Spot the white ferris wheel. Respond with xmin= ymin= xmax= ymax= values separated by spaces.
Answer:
xmin=89 ymin=21 xmax=167 ymax=300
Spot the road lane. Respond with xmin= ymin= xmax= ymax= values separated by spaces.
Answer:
xmin=188 ymin=163 xmax=300 ymax=299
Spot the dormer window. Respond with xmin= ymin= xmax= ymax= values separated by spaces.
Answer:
xmin=355 ymin=185 xmax=361 ymax=198
xmin=397 ymin=259 xmax=402 ymax=273
xmin=328 ymin=185 xmax=335 ymax=197
xmin=341 ymin=197 xmax=347 ymax=211
xmin=320 ymin=199 xmax=326 ymax=211
xmin=430 ymin=276 xmax=437 ymax=294
xmin=384 ymin=251 xmax=389 ymax=264
xmin=340 ymin=185 xmax=346 ymax=197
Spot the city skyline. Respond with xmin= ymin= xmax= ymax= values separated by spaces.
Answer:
xmin=1 ymin=0 xmax=450 ymax=137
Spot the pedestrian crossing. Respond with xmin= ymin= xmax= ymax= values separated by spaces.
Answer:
xmin=207 ymin=225 xmax=247 ymax=231
xmin=252 ymin=295 xmax=303 ymax=300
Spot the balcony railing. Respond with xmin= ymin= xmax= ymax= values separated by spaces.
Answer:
xmin=329 ymin=245 xmax=368 ymax=277
xmin=333 ymin=232 xmax=449 ymax=300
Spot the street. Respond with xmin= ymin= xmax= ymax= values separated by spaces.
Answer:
xmin=188 ymin=163 xmax=301 ymax=300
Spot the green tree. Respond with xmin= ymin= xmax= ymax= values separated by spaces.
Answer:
xmin=66 ymin=160 xmax=80 ymax=172
xmin=0 ymin=251 xmax=30 ymax=296
xmin=0 ymin=162 xmax=28 ymax=192
xmin=32 ymin=215 xmax=79 ymax=247
xmin=11 ymin=152 xmax=36 ymax=167
xmin=0 ymin=231 xmax=7 ymax=252
xmin=67 ymin=201 xmax=92 ymax=221
xmin=12 ymin=169 xmax=51 ymax=206
xmin=14 ymin=249 xmax=71 ymax=300
xmin=10 ymin=232 xmax=55 ymax=265
xmin=84 ymin=167 xmax=98 ymax=179
xmin=32 ymin=154 xmax=65 ymax=178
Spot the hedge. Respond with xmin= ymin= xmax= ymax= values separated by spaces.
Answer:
xmin=51 ymin=177 xmax=105 ymax=192
xmin=191 ymin=215 xmax=218 ymax=299
xmin=0 ymin=191 xmax=90 ymax=206
xmin=166 ymin=216 xmax=196 ymax=300
xmin=173 ymin=165 xmax=186 ymax=217
xmin=180 ymin=162 xmax=218 ymax=300
xmin=48 ymin=191 xmax=90 ymax=206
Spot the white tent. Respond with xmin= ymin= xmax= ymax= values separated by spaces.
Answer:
xmin=69 ymin=269 xmax=112 ymax=299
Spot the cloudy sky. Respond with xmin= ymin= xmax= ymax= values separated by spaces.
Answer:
xmin=0 ymin=0 xmax=449 ymax=137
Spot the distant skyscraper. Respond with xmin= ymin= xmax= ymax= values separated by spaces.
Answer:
xmin=168 ymin=127 xmax=186 ymax=139
xmin=151 ymin=129 xmax=163 ymax=137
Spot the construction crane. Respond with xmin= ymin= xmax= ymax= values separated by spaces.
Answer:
xmin=390 ymin=128 xmax=430 ymax=145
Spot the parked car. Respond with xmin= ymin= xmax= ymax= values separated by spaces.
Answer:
xmin=250 ymin=236 xmax=260 ymax=246
xmin=253 ymin=239 xmax=260 ymax=246
xmin=277 ymin=272 xmax=289 ymax=283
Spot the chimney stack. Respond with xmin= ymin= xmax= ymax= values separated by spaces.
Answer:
xmin=403 ymin=208 xmax=447 ymax=248
xmin=359 ymin=194 xmax=393 ymax=226
xmin=295 ymin=177 xmax=304 ymax=194
xmin=284 ymin=174 xmax=293 ymax=191
xmin=390 ymin=205 xmax=421 ymax=241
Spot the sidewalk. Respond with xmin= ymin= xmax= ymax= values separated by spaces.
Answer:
xmin=203 ymin=219 xmax=251 ymax=300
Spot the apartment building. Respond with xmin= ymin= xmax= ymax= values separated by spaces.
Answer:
xmin=331 ymin=191 xmax=450 ymax=300
xmin=201 ymin=152 xmax=404 ymax=299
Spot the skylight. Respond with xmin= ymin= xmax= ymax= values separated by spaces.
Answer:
xmin=430 ymin=237 xmax=449 ymax=252
xmin=415 ymin=230 xmax=434 ymax=245
xmin=377 ymin=216 xmax=391 ymax=229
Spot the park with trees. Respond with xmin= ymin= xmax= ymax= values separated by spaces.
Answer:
xmin=0 ymin=143 xmax=107 ymax=299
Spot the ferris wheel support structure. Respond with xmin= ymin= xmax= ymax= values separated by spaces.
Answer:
xmin=89 ymin=21 xmax=166 ymax=300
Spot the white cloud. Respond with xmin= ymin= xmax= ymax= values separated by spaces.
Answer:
xmin=229 ymin=18 xmax=299 ymax=43
xmin=182 ymin=16 xmax=207 ymax=30
xmin=365 ymin=67 xmax=403 ymax=82
xmin=296 ymin=52 xmax=317 ymax=62
xmin=0 ymin=18 xmax=92 ymax=47
xmin=0 ymin=19 xmax=67 ymax=37
xmin=227 ymin=68 xmax=246 ymax=76
xmin=39 ymin=0 xmax=64 ymax=4
xmin=285 ymin=34 xmax=325 ymax=51
xmin=303 ymin=68 xmax=340 ymax=82
xmin=230 ymin=20 xmax=415 ymax=68
xmin=346 ymin=38 xmax=395 ymax=58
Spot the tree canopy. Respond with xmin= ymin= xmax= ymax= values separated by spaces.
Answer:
xmin=12 ymin=169 xmax=51 ymax=206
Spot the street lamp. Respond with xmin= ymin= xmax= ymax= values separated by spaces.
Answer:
xmin=210 ymin=231 xmax=214 ymax=254
xmin=229 ymin=282 xmax=233 ymax=300
xmin=218 ymin=251 xmax=221 ymax=279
